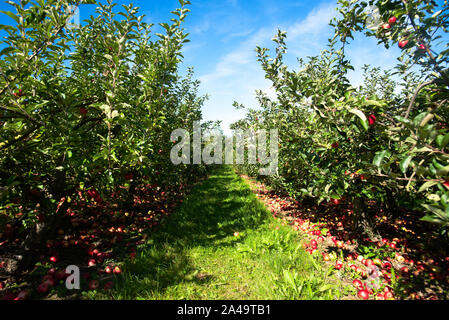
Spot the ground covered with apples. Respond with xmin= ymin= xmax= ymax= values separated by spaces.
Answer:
xmin=90 ymin=166 xmax=346 ymax=300
xmin=1 ymin=166 xmax=449 ymax=300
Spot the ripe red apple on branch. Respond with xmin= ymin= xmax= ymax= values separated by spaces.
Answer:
xmin=124 ymin=172 xmax=134 ymax=181
xmin=418 ymin=44 xmax=426 ymax=51
xmin=79 ymin=106 xmax=88 ymax=116
xmin=443 ymin=181 xmax=449 ymax=189
xmin=113 ymin=266 xmax=122 ymax=275
xmin=398 ymin=39 xmax=409 ymax=49
xmin=13 ymin=89 xmax=23 ymax=97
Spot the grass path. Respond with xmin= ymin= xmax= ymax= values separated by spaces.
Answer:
xmin=101 ymin=166 xmax=342 ymax=300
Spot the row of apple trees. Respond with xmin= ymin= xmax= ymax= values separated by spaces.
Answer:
xmin=232 ymin=0 xmax=449 ymax=238
xmin=0 ymin=0 xmax=208 ymax=253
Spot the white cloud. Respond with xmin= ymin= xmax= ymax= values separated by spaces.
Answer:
xmin=287 ymin=2 xmax=336 ymax=38
xmin=196 ymin=1 xmax=402 ymax=133
xmin=199 ymin=28 xmax=269 ymax=83
xmin=196 ymin=4 xmax=339 ymax=133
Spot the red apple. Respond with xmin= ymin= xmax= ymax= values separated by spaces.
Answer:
xmin=55 ymin=270 xmax=69 ymax=280
xmin=113 ymin=266 xmax=122 ymax=275
xmin=376 ymin=293 xmax=385 ymax=300
xmin=331 ymin=199 xmax=340 ymax=205
xmin=79 ymin=107 xmax=88 ymax=116
xmin=373 ymin=258 xmax=382 ymax=266
xmin=398 ymin=39 xmax=409 ymax=49
xmin=352 ymin=279 xmax=363 ymax=289
xmin=365 ymin=259 xmax=374 ymax=267
xmin=358 ymin=289 xmax=370 ymax=300
xmin=388 ymin=16 xmax=397 ymax=25
xmin=43 ymin=278 xmax=55 ymax=287
xmin=1 ymin=292 xmax=17 ymax=300
xmin=36 ymin=282 xmax=49 ymax=294
xmin=14 ymin=290 xmax=28 ymax=300
xmin=384 ymin=291 xmax=394 ymax=300
xmin=88 ymin=280 xmax=99 ymax=290
xmin=13 ymin=89 xmax=23 ymax=97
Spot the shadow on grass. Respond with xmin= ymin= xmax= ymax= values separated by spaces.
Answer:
xmin=109 ymin=165 xmax=270 ymax=299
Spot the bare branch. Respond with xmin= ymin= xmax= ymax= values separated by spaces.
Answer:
xmin=404 ymin=80 xmax=435 ymax=119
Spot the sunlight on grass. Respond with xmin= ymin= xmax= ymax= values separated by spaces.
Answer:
xmin=92 ymin=166 xmax=344 ymax=300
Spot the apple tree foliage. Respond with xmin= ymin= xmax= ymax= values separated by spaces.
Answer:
xmin=233 ymin=0 xmax=449 ymax=238
xmin=0 ymin=0 xmax=208 ymax=244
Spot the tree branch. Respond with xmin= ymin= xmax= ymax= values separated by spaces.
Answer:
xmin=0 ymin=126 xmax=39 ymax=151
xmin=404 ymin=80 xmax=435 ymax=119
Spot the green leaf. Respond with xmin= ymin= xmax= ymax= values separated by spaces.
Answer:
xmin=399 ymin=156 xmax=413 ymax=173
xmin=283 ymin=270 xmax=296 ymax=288
xmin=436 ymin=133 xmax=449 ymax=149
xmin=319 ymin=284 xmax=333 ymax=292
xmin=420 ymin=214 xmax=444 ymax=225
xmin=412 ymin=146 xmax=432 ymax=153
xmin=413 ymin=112 xmax=429 ymax=127
xmin=421 ymin=204 xmax=448 ymax=222
xmin=0 ymin=10 xmax=19 ymax=24
xmin=364 ymin=99 xmax=383 ymax=107
xmin=0 ymin=47 xmax=15 ymax=56
xmin=418 ymin=181 xmax=438 ymax=193
xmin=0 ymin=24 xmax=15 ymax=31
xmin=373 ymin=150 xmax=390 ymax=167
xmin=419 ymin=113 xmax=434 ymax=127
xmin=349 ymin=108 xmax=368 ymax=131
xmin=437 ymin=165 xmax=449 ymax=176
xmin=394 ymin=115 xmax=412 ymax=126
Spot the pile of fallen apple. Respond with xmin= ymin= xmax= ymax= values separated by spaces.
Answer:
xmin=242 ymin=175 xmax=449 ymax=300
xmin=0 ymin=180 xmax=190 ymax=300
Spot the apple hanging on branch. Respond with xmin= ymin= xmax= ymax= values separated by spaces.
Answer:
xmin=398 ymin=39 xmax=409 ymax=49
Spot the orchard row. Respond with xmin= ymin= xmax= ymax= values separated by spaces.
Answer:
xmin=0 ymin=0 xmax=211 ymax=281
xmin=232 ymin=0 xmax=449 ymax=240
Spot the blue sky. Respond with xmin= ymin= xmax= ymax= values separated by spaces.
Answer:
xmin=1 ymin=0 xmax=445 ymax=133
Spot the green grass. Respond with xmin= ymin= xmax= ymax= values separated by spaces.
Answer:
xmin=90 ymin=166 xmax=345 ymax=300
